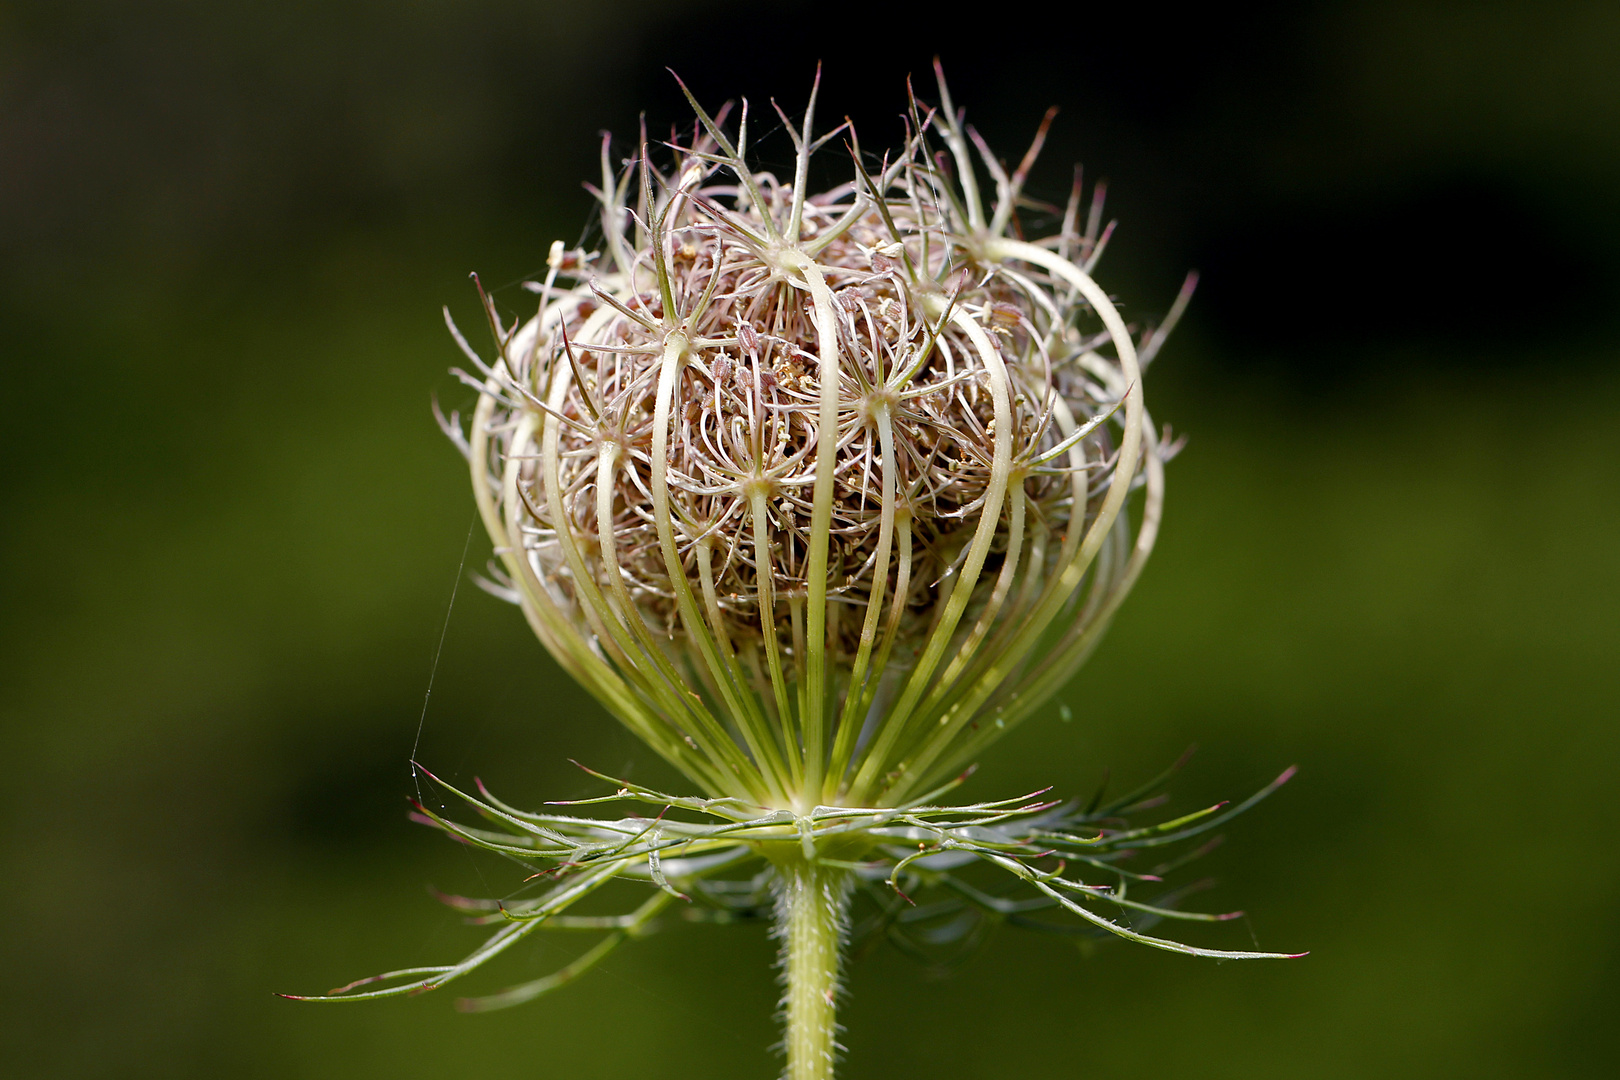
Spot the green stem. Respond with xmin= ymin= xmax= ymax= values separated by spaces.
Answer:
xmin=775 ymin=858 xmax=851 ymax=1080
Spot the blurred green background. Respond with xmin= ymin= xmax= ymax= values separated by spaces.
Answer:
xmin=3 ymin=2 xmax=1618 ymax=1076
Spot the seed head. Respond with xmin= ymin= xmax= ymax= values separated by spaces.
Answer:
xmin=455 ymin=66 xmax=1181 ymax=810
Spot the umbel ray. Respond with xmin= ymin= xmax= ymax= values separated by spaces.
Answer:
xmin=287 ymin=63 xmax=1302 ymax=1080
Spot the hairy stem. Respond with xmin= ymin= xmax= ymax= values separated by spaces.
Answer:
xmin=774 ymin=858 xmax=852 ymax=1080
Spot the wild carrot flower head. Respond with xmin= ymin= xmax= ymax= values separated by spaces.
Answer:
xmin=294 ymin=69 xmax=1298 ymax=1041
xmin=452 ymin=65 xmax=1189 ymax=812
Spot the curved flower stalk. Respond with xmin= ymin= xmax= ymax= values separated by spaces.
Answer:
xmin=291 ymin=66 xmax=1301 ymax=1080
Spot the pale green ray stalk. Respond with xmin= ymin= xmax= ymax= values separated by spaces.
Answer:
xmin=783 ymin=251 xmax=842 ymax=807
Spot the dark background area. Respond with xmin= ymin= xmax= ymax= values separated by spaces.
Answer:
xmin=3 ymin=2 xmax=1617 ymax=1077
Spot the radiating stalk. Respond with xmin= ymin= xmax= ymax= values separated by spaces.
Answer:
xmin=846 ymin=309 xmax=1013 ymax=803
xmin=824 ymin=403 xmax=897 ymax=800
xmin=650 ymin=332 xmax=788 ymax=802
xmin=750 ymin=488 xmax=803 ymax=792
xmin=788 ymin=254 xmax=845 ymax=803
